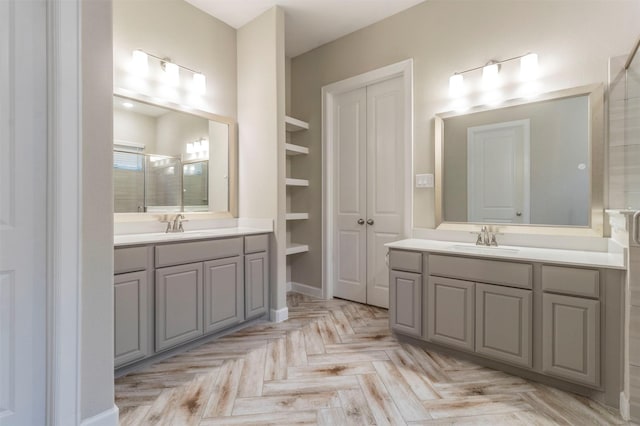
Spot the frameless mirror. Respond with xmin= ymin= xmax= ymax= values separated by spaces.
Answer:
xmin=435 ymin=84 xmax=604 ymax=235
xmin=113 ymin=91 xmax=237 ymax=216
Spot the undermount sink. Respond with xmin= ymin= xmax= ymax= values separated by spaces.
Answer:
xmin=449 ymin=244 xmax=520 ymax=255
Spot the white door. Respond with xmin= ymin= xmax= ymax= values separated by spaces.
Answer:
xmin=467 ymin=119 xmax=530 ymax=224
xmin=0 ymin=1 xmax=47 ymax=424
xmin=334 ymin=76 xmax=405 ymax=308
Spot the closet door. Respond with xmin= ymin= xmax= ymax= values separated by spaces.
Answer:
xmin=333 ymin=87 xmax=368 ymax=304
xmin=366 ymin=76 xmax=405 ymax=308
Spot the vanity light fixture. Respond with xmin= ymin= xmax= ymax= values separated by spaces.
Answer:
xmin=449 ymin=52 xmax=539 ymax=97
xmin=130 ymin=49 xmax=207 ymax=94
xmin=186 ymin=138 xmax=209 ymax=155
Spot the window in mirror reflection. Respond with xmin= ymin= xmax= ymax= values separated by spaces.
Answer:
xmin=442 ymin=94 xmax=589 ymax=227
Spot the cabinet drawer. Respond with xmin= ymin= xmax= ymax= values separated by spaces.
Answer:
xmin=429 ymin=255 xmax=532 ymax=289
xmin=114 ymin=246 xmax=148 ymax=274
xmin=244 ymin=234 xmax=269 ymax=254
xmin=155 ymin=237 xmax=243 ymax=268
xmin=542 ymin=265 xmax=599 ymax=298
xmin=389 ymin=250 xmax=422 ymax=273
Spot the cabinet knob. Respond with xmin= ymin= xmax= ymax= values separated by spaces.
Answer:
xmin=367 ymin=219 xmax=374 ymax=225
xmin=357 ymin=218 xmax=365 ymax=225
xmin=516 ymin=212 xmax=522 ymax=217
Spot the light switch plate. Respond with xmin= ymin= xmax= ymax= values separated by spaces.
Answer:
xmin=415 ymin=173 xmax=434 ymax=188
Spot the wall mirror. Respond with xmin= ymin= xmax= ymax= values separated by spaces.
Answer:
xmin=435 ymin=83 xmax=604 ymax=235
xmin=113 ymin=89 xmax=237 ymax=217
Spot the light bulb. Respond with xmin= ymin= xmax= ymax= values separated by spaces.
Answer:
xmin=449 ymin=74 xmax=464 ymax=97
xmin=520 ymin=53 xmax=539 ymax=81
xmin=193 ymin=73 xmax=206 ymax=94
xmin=163 ymin=61 xmax=179 ymax=86
xmin=131 ymin=50 xmax=148 ymax=75
xmin=186 ymin=143 xmax=194 ymax=154
xmin=482 ymin=63 xmax=500 ymax=88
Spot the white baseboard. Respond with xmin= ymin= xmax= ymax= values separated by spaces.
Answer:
xmin=81 ymin=404 xmax=119 ymax=426
xmin=620 ymin=392 xmax=630 ymax=420
xmin=270 ymin=306 xmax=288 ymax=323
xmin=288 ymin=281 xmax=323 ymax=299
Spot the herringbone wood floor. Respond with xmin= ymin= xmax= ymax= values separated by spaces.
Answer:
xmin=116 ymin=293 xmax=628 ymax=425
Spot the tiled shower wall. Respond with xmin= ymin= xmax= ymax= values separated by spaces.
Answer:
xmin=609 ymin=54 xmax=640 ymax=209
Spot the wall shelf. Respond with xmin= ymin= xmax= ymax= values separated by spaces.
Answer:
xmin=286 ymin=243 xmax=309 ymax=255
xmin=285 ymin=116 xmax=309 ymax=132
xmin=285 ymin=143 xmax=309 ymax=156
xmin=286 ymin=213 xmax=309 ymax=220
xmin=285 ymin=178 xmax=309 ymax=187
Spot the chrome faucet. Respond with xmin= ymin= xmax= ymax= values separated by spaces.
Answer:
xmin=164 ymin=214 xmax=187 ymax=233
xmin=476 ymin=225 xmax=498 ymax=246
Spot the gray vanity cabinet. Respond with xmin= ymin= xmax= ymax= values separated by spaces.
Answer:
xmin=475 ymin=283 xmax=532 ymax=368
xmin=245 ymin=252 xmax=269 ymax=319
xmin=390 ymin=270 xmax=422 ymax=336
xmin=542 ymin=292 xmax=600 ymax=387
xmin=388 ymin=250 xmax=423 ymax=337
xmin=204 ymin=256 xmax=244 ymax=334
xmin=155 ymin=263 xmax=204 ymax=351
xmin=427 ymin=276 xmax=475 ymax=351
xmin=114 ymin=270 xmax=149 ymax=367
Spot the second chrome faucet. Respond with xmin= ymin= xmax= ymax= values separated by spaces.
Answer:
xmin=165 ymin=214 xmax=187 ymax=233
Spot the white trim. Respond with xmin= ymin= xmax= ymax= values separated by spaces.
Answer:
xmin=288 ymin=281 xmax=323 ymax=299
xmin=270 ymin=307 xmax=289 ymax=323
xmin=80 ymin=405 xmax=119 ymax=426
xmin=46 ymin=0 xmax=82 ymax=424
xmin=322 ymin=59 xmax=413 ymax=301
xmin=620 ymin=392 xmax=630 ymax=420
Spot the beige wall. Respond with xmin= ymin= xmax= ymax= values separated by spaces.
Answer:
xmin=113 ymin=0 xmax=237 ymax=119
xmin=81 ymin=0 xmax=115 ymax=420
xmin=237 ymin=7 xmax=287 ymax=312
xmin=290 ymin=0 xmax=640 ymax=289
xmin=113 ymin=108 xmax=157 ymax=151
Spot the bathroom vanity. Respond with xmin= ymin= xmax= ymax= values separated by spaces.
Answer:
xmin=113 ymin=229 xmax=270 ymax=372
xmin=386 ymin=239 xmax=625 ymax=407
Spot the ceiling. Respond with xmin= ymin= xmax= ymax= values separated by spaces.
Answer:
xmin=184 ymin=0 xmax=426 ymax=58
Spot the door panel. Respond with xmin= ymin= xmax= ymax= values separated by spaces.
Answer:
xmin=475 ymin=283 xmax=532 ymax=368
xmin=245 ymin=252 xmax=269 ymax=319
xmin=204 ymin=257 xmax=243 ymax=333
xmin=467 ymin=119 xmax=530 ymax=223
xmin=366 ymin=76 xmax=405 ymax=308
xmin=0 ymin=0 xmax=47 ymax=423
xmin=334 ymin=87 xmax=367 ymax=303
xmin=427 ymin=276 xmax=475 ymax=351
xmin=542 ymin=293 xmax=600 ymax=387
xmin=114 ymin=271 xmax=149 ymax=367
xmin=155 ymin=263 xmax=203 ymax=351
xmin=389 ymin=270 xmax=422 ymax=336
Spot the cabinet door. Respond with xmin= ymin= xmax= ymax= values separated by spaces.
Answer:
xmin=542 ymin=293 xmax=600 ymax=387
xmin=245 ymin=252 xmax=269 ymax=319
xmin=389 ymin=270 xmax=422 ymax=337
xmin=155 ymin=263 xmax=203 ymax=351
xmin=204 ymin=256 xmax=244 ymax=334
xmin=114 ymin=271 xmax=148 ymax=367
xmin=476 ymin=283 xmax=532 ymax=368
xmin=427 ymin=276 xmax=474 ymax=351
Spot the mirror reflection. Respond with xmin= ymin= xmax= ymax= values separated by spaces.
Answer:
xmin=440 ymin=93 xmax=590 ymax=227
xmin=113 ymin=95 xmax=230 ymax=213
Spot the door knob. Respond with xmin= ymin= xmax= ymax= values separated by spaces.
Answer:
xmin=357 ymin=218 xmax=365 ymax=225
xmin=516 ymin=212 xmax=522 ymax=217
xmin=367 ymin=219 xmax=374 ymax=225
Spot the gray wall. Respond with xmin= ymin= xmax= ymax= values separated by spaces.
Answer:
xmin=290 ymin=0 xmax=639 ymax=290
xmin=81 ymin=0 xmax=115 ymax=420
xmin=443 ymin=95 xmax=589 ymax=226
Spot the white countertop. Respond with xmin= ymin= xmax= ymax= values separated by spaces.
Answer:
xmin=114 ymin=227 xmax=271 ymax=247
xmin=385 ymin=239 xmax=625 ymax=270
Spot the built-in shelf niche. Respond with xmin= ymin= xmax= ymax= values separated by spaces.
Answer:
xmin=286 ymin=213 xmax=309 ymax=220
xmin=285 ymin=116 xmax=309 ymax=132
xmin=286 ymin=243 xmax=309 ymax=256
xmin=285 ymin=143 xmax=309 ymax=156
xmin=285 ymin=178 xmax=309 ymax=187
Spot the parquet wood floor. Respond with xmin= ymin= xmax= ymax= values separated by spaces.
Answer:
xmin=116 ymin=293 xmax=628 ymax=425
